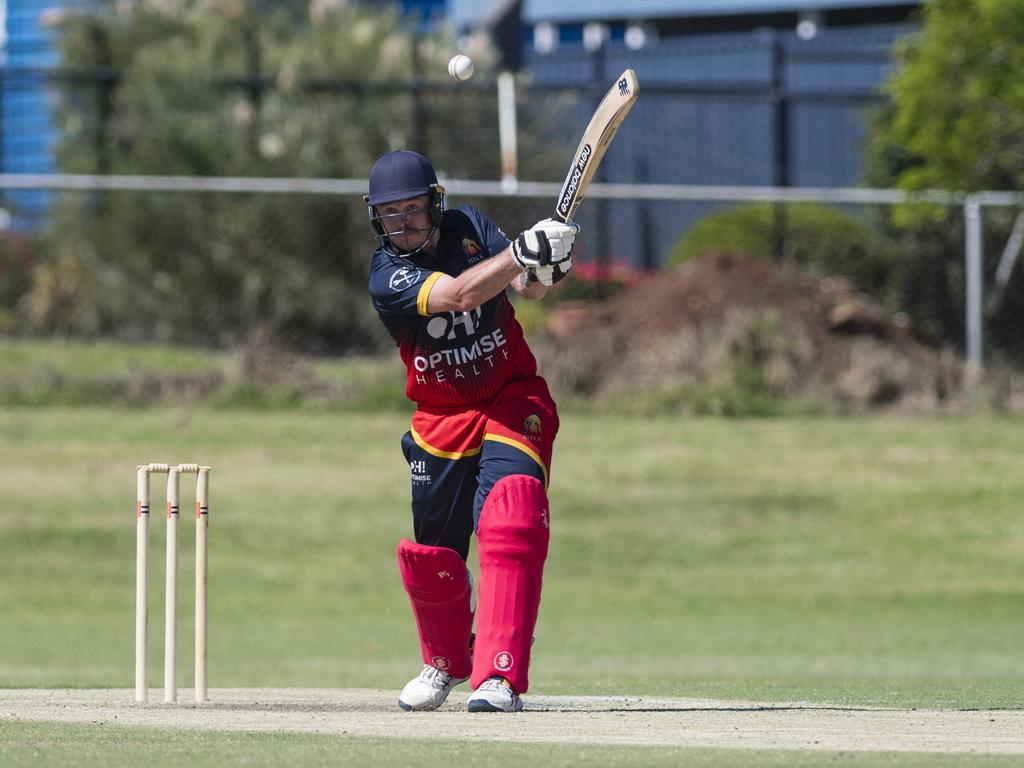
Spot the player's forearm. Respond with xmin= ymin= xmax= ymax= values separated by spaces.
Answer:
xmin=429 ymin=250 xmax=522 ymax=313
xmin=512 ymin=270 xmax=548 ymax=300
xmin=461 ymin=250 xmax=548 ymax=302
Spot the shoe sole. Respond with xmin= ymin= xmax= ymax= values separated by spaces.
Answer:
xmin=398 ymin=677 xmax=470 ymax=712
xmin=399 ymin=698 xmax=448 ymax=712
xmin=467 ymin=699 xmax=523 ymax=713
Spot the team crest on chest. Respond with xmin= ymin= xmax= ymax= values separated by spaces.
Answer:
xmin=523 ymin=414 xmax=542 ymax=437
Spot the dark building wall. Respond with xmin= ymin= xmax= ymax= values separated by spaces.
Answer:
xmin=525 ymin=22 xmax=913 ymax=266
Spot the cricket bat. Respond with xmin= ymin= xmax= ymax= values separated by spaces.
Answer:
xmin=553 ymin=68 xmax=640 ymax=224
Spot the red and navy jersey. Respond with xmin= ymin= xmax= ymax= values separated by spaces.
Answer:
xmin=368 ymin=205 xmax=538 ymax=408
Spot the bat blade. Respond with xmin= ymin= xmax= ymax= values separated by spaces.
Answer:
xmin=554 ymin=69 xmax=639 ymax=224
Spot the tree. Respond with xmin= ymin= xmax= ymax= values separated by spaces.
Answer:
xmin=863 ymin=0 xmax=1024 ymax=360
xmin=26 ymin=0 xmax=510 ymax=352
xmin=883 ymin=0 xmax=1024 ymax=195
xmin=665 ymin=203 xmax=902 ymax=308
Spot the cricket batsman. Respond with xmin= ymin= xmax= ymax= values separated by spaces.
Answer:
xmin=365 ymin=150 xmax=577 ymax=712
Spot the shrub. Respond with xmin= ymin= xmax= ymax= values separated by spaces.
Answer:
xmin=0 ymin=234 xmax=37 ymax=333
xmin=550 ymin=259 xmax=650 ymax=302
xmin=665 ymin=203 xmax=901 ymax=307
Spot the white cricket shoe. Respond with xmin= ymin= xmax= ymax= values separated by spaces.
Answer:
xmin=466 ymin=676 xmax=523 ymax=713
xmin=398 ymin=665 xmax=468 ymax=711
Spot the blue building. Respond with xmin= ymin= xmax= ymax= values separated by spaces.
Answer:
xmin=1 ymin=0 xmax=78 ymax=229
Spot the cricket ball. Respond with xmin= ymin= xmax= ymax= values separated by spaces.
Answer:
xmin=448 ymin=54 xmax=474 ymax=81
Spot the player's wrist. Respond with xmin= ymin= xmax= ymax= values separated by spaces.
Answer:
xmin=508 ymin=246 xmax=532 ymax=275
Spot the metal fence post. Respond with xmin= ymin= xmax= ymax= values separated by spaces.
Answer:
xmin=497 ymin=72 xmax=518 ymax=192
xmin=770 ymin=31 xmax=790 ymax=264
xmin=964 ymin=197 xmax=984 ymax=369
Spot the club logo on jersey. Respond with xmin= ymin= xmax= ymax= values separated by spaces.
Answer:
xmin=493 ymin=651 xmax=514 ymax=672
xmin=389 ymin=267 xmax=419 ymax=292
xmin=524 ymin=414 xmax=542 ymax=438
xmin=462 ymin=238 xmax=482 ymax=258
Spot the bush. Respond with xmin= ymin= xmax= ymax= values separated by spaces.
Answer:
xmin=0 ymin=234 xmax=37 ymax=333
xmin=554 ymin=260 xmax=650 ymax=302
xmin=35 ymin=1 xmax=510 ymax=354
xmin=859 ymin=2 xmax=1024 ymax=365
xmin=665 ymin=203 xmax=901 ymax=307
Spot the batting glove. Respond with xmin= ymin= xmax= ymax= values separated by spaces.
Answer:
xmin=510 ymin=218 xmax=579 ymax=272
xmin=531 ymin=258 xmax=573 ymax=287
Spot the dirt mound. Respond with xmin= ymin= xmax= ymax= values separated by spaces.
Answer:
xmin=536 ymin=252 xmax=967 ymax=412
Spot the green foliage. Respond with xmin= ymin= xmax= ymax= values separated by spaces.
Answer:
xmin=727 ymin=310 xmax=794 ymax=410
xmin=884 ymin=0 xmax=1024 ymax=196
xmin=53 ymin=1 xmax=448 ymax=179
xmin=666 ymin=203 xmax=900 ymax=305
xmin=0 ymin=235 xmax=36 ymax=332
xmin=862 ymin=1 xmax=1024 ymax=359
xmin=26 ymin=0 xmax=510 ymax=352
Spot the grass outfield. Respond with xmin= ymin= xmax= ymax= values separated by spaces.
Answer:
xmin=1 ymin=405 xmax=1022 ymax=763
xmin=4 ymin=719 xmax=1021 ymax=768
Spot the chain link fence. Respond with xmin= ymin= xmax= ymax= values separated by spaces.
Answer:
xmin=2 ymin=177 xmax=1022 ymax=357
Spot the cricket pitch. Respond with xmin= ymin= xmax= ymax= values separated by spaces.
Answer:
xmin=2 ymin=688 xmax=1022 ymax=754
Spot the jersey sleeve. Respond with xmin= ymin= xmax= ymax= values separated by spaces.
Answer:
xmin=462 ymin=205 xmax=511 ymax=257
xmin=368 ymin=256 xmax=444 ymax=318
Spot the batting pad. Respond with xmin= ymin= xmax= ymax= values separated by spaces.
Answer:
xmin=397 ymin=540 xmax=474 ymax=679
xmin=472 ymin=475 xmax=550 ymax=693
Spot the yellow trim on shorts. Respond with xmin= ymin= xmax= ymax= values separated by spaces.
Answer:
xmin=417 ymin=272 xmax=444 ymax=317
xmin=483 ymin=433 xmax=549 ymax=488
xmin=410 ymin=426 xmax=483 ymax=460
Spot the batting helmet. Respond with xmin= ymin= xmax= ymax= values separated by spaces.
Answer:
xmin=364 ymin=150 xmax=446 ymax=239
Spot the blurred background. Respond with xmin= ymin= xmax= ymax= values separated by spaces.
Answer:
xmin=1 ymin=0 xmax=1023 ymax=414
